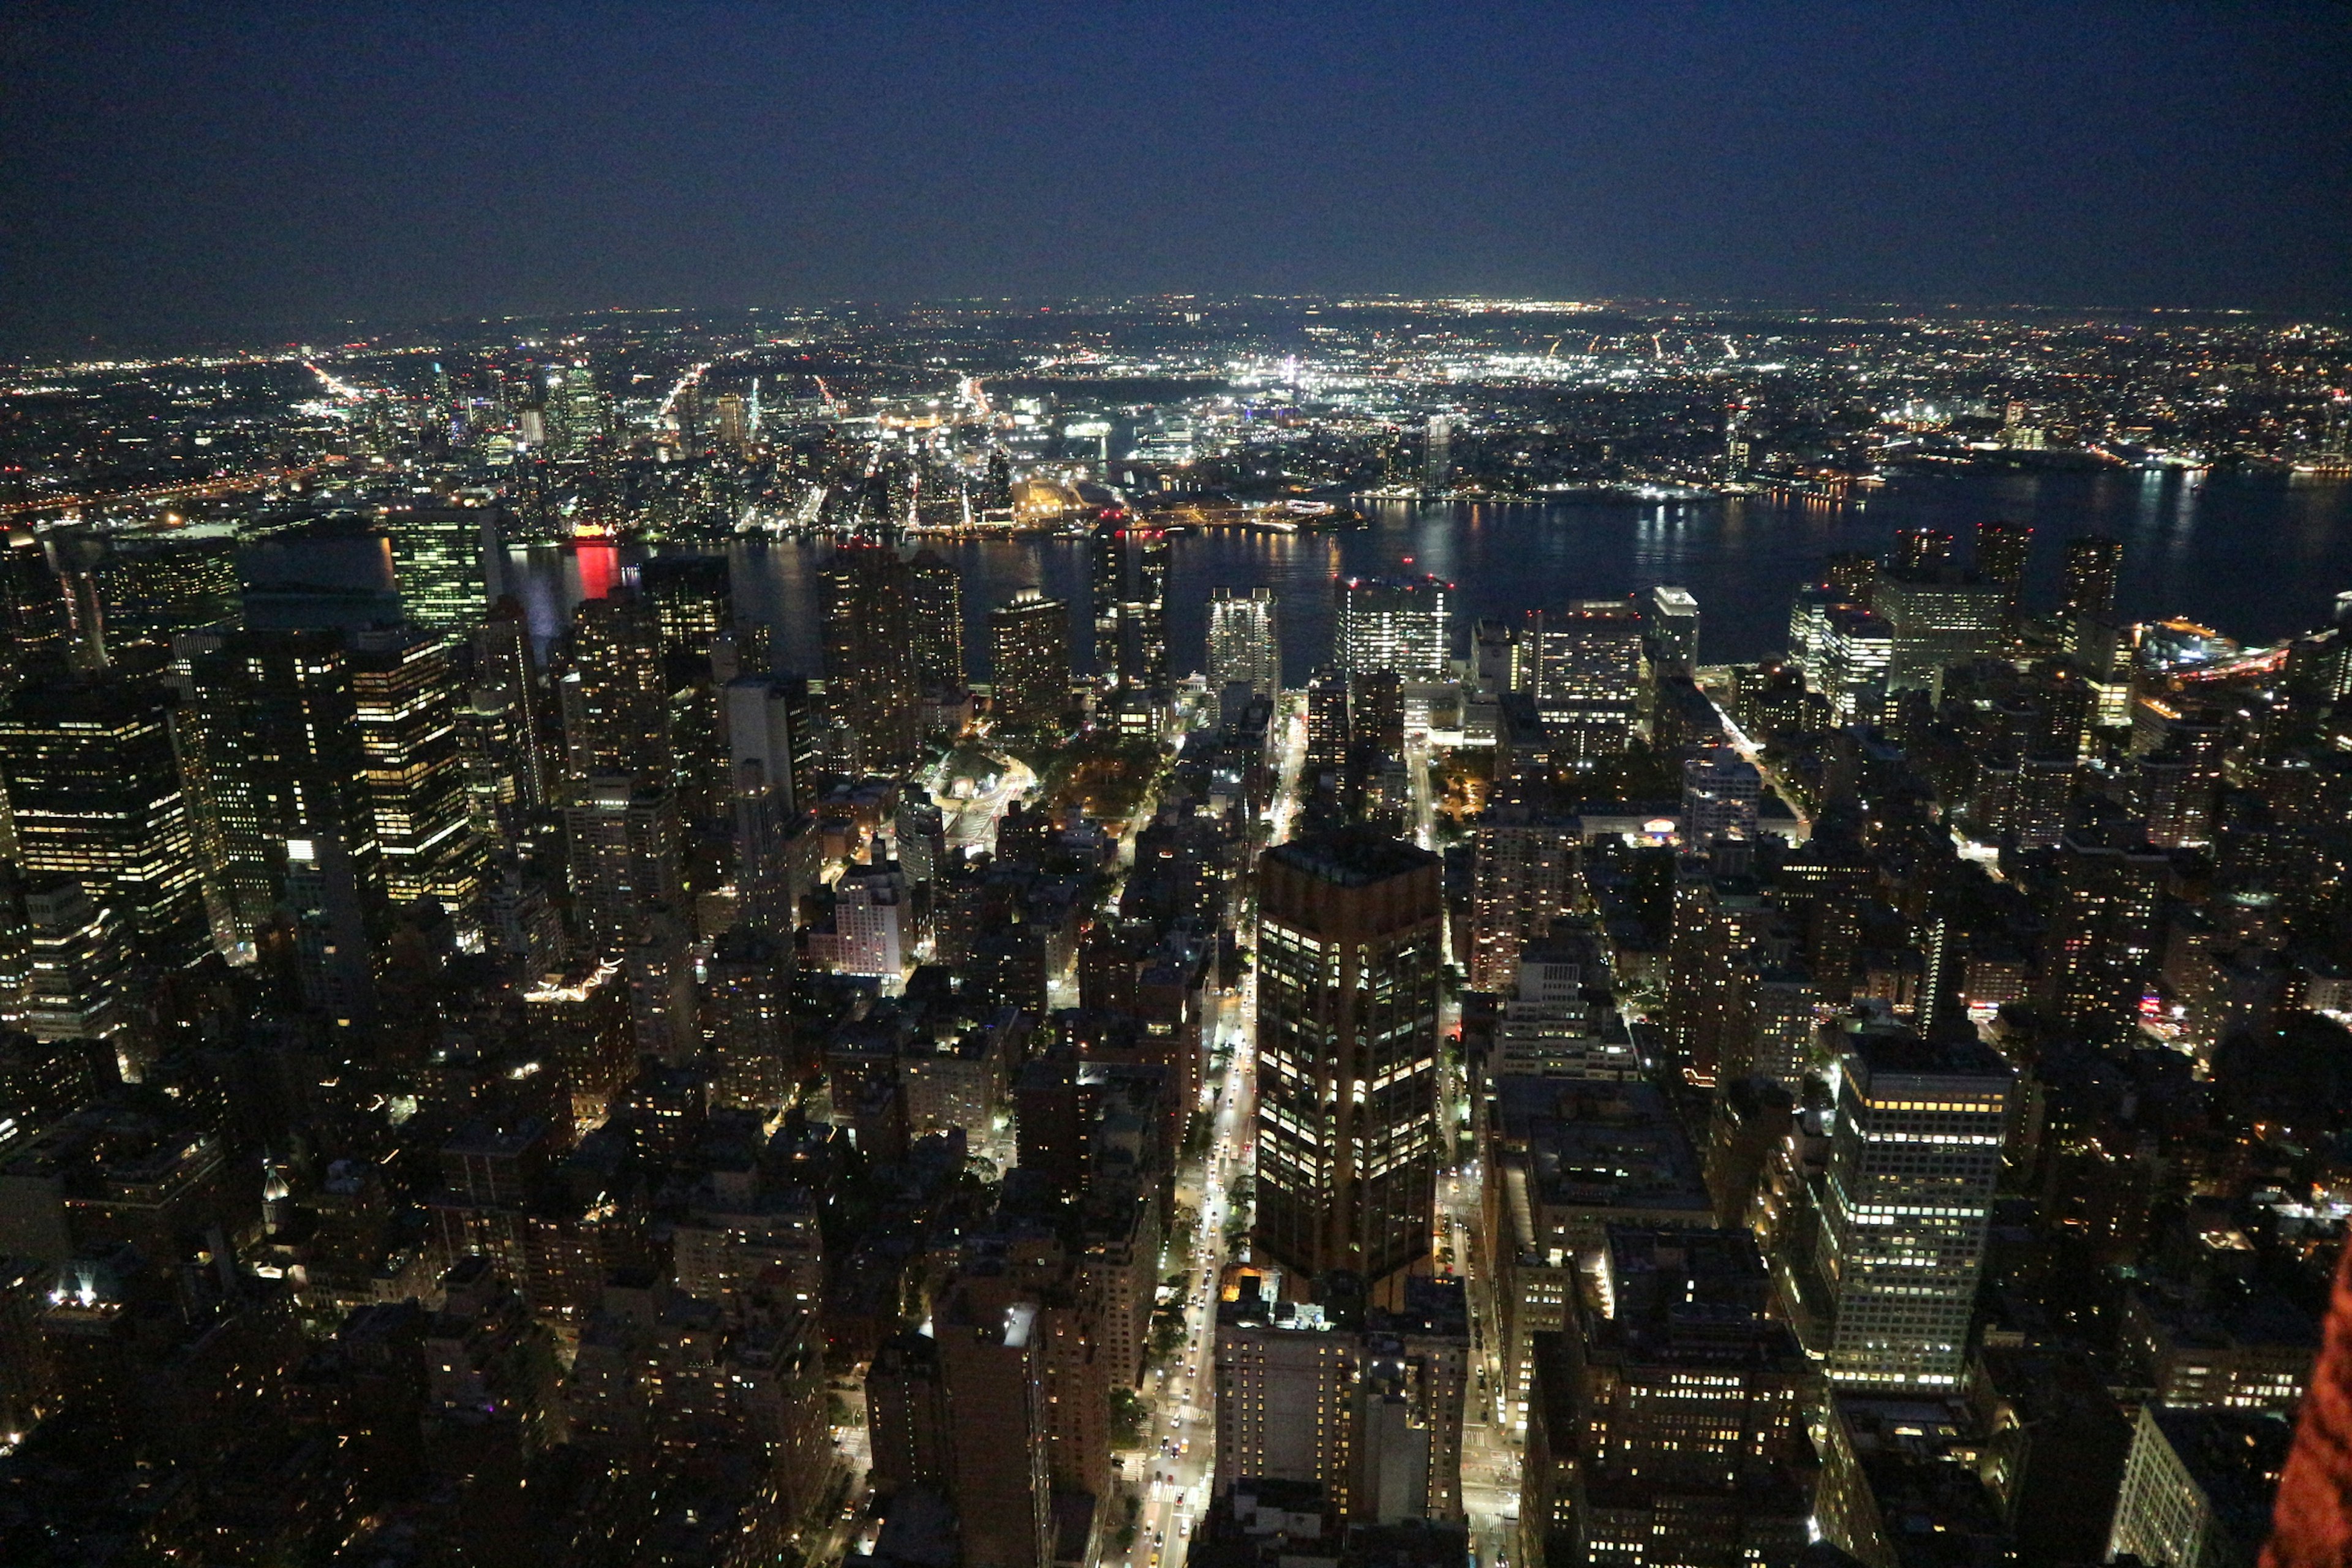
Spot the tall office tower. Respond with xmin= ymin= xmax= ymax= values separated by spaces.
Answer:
xmin=1815 ymin=1025 xmax=2011 ymax=1390
xmin=1522 ymin=1229 xmax=1812 ymax=1568
xmin=1525 ymin=600 xmax=1643 ymax=757
xmin=1819 ymin=605 xmax=1894 ymax=723
xmin=935 ymin=1278 xmax=1055 ymax=1568
xmin=725 ymin=676 xmax=807 ymax=933
xmin=564 ymin=775 xmax=684 ymax=952
xmin=1208 ymin=586 xmax=1282 ymax=698
xmin=349 ymin=628 xmax=482 ymax=916
xmin=1305 ymin=667 xmax=1351 ymax=769
xmin=1893 ymin=527 xmax=1955 ymax=576
xmin=1335 ymin=573 xmax=1451 ymax=679
xmin=0 ymin=533 xmax=70 ymax=663
xmin=1974 ymin=519 xmax=2032 ymax=602
xmin=908 ymin=549 xmax=968 ymax=693
xmin=1681 ymin=747 xmax=1762 ymax=851
xmin=1645 ymin=586 xmax=1700 ymax=674
xmin=21 ymin=879 xmax=137 ymax=1083
xmin=1825 ymin=551 xmax=1879 ymax=606
xmin=1467 ymin=805 xmax=1576 ymax=993
xmin=1423 ymin=415 xmax=1452 ymax=491
xmin=1872 ymin=570 xmax=2009 ymax=695
xmin=2063 ymin=533 xmax=2124 ymax=622
xmin=559 ymin=588 xmax=670 ymax=790
xmin=385 ymin=504 xmax=493 ymax=630
xmin=989 ymin=589 xmax=1071 ymax=731
xmin=469 ymin=601 xmax=554 ymax=812
xmin=712 ymin=393 xmax=749 ymax=456
xmin=823 ymin=543 xmax=921 ymax=771
xmin=0 ymin=677 xmax=208 ymax=970
xmin=181 ymin=630 xmax=374 ymax=943
xmin=699 ymin=926 xmax=794 ymax=1109
xmin=636 ymin=556 xmax=732 ymax=660
xmin=1090 ymin=513 xmax=1169 ymax=691
xmin=1255 ymin=831 xmax=1442 ymax=1301
xmin=2109 ymin=1407 xmax=2291 ymax=1568
xmin=2045 ymin=821 xmax=2171 ymax=1038
xmin=1472 ymin=618 xmax=1515 ymax=693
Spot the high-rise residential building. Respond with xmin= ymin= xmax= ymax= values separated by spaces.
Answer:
xmin=350 ymin=627 xmax=481 ymax=916
xmin=384 ymin=503 xmax=494 ymax=630
xmin=1645 ymin=585 xmax=1700 ymax=674
xmin=1524 ymin=600 xmax=1643 ymax=756
xmin=725 ymin=676 xmax=809 ymax=933
xmin=1814 ymin=1024 xmax=2011 ymax=1390
xmin=1825 ymin=550 xmax=1879 ymax=606
xmin=0 ymin=533 xmax=70 ymax=676
xmin=1335 ymin=574 xmax=1450 ymax=680
xmin=1208 ymin=586 xmax=1282 ymax=698
xmin=989 ymin=589 xmax=1071 ymax=731
xmin=2063 ymin=533 xmax=2124 ymax=622
xmin=0 ymin=677 xmax=208 ymax=970
xmin=564 ymin=775 xmax=684 ymax=952
xmin=934 ymin=1276 xmax=1055 ymax=1568
xmin=1213 ymin=1267 xmax=1472 ymax=1528
xmin=1091 ymin=513 xmax=1169 ymax=692
xmin=1521 ymin=1229 xmax=1813 ymax=1568
xmin=908 ymin=549 xmax=967 ymax=694
xmin=636 ymin=555 xmax=732 ymax=659
xmin=699 ymin=925 xmax=794 ymax=1110
xmin=1305 ymin=667 xmax=1351 ymax=769
xmin=559 ymin=589 xmax=670 ymax=785
xmin=1466 ymin=805 xmax=1577 ymax=993
xmin=1423 ymin=416 xmax=1452 ymax=491
xmin=2045 ymin=820 xmax=2172 ymax=1038
xmin=1893 ymin=527 xmax=1954 ymax=576
xmin=1975 ymin=519 xmax=2032 ymax=600
xmin=1680 ymin=747 xmax=1762 ymax=850
xmin=823 ymin=543 xmax=921 ymax=771
xmin=1254 ymin=831 xmax=1442 ymax=1300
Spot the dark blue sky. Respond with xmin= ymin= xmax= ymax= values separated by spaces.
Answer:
xmin=3 ymin=2 xmax=2346 ymax=355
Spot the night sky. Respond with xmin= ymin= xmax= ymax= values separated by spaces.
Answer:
xmin=3 ymin=1 xmax=2347 ymax=356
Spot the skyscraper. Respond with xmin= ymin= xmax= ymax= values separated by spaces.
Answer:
xmin=1254 ymin=830 xmax=1442 ymax=1300
xmin=1815 ymin=1024 xmax=2011 ymax=1390
xmin=1974 ymin=519 xmax=2032 ymax=599
xmin=988 ymin=588 xmax=1071 ymax=732
xmin=349 ymin=627 xmax=481 ymax=916
xmin=1335 ymin=573 xmax=1451 ymax=680
xmin=1423 ymin=415 xmax=1452 ymax=491
xmin=909 ymin=549 xmax=968 ymax=694
xmin=182 ymin=628 xmax=382 ymax=1004
xmin=2064 ymin=533 xmax=2124 ymax=622
xmin=1207 ymin=586 xmax=1281 ymax=698
xmin=1893 ymin=527 xmax=1955 ymax=576
xmin=0 ymin=677 xmax=208 ymax=970
xmin=1090 ymin=513 xmax=1168 ymax=691
xmin=559 ymin=589 xmax=669 ymax=786
xmin=385 ymin=503 xmax=494 ymax=630
xmin=823 ymin=543 xmax=921 ymax=771
xmin=636 ymin=555 xmax=733 ymax=659
xmin=1645 ymin=585 xmax=1700 ymax=674
xmin=1524 ymin=600 xmax=1643 ymax=756
xmin=1873 ymin=570 xmax=2008 ymax=695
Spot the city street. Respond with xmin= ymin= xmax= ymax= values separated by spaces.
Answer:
xmin=1120 ymin=693 xmax=1303 ymax=1568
